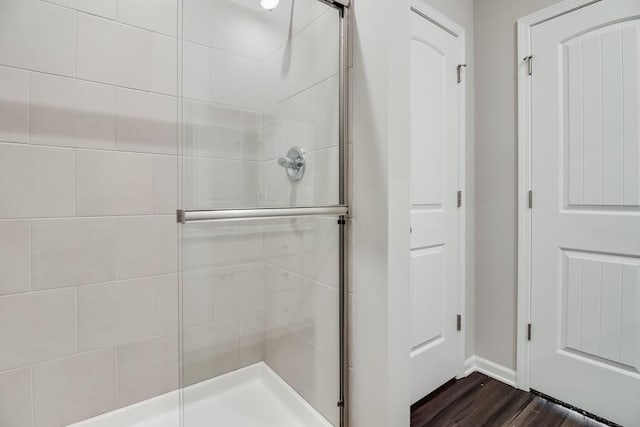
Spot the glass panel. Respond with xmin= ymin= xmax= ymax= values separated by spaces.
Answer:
xmin=180 ymin=0 xmax=341 ymax=210
xmin=179 ymin=0 xmax=342 ymax=426
xmin=180 ymin=217 xmax=340 ymax=426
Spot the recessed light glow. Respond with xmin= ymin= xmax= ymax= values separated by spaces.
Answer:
xmin=260 ymin=0 xmax=279 ymax=10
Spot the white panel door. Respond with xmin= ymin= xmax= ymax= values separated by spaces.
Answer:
xmin=409 ymin=10 xmax=460 ymax=404
xmin=531 ymin=1 xmax=640 ymax=425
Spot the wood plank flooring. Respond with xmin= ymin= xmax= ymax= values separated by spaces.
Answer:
xmin=410 ymin=373 xmax=609 ymax=427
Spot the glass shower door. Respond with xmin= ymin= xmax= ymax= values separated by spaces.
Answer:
xmin=178 ymin=0 xmax=347 ymax=425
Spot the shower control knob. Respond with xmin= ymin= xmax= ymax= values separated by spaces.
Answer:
xmin=278 ymin=146 xmax=306 ymax=181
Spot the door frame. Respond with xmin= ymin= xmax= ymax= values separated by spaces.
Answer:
xmin=515 ymin=0 xmax=603 ymax=391
xmin=409 ymin=0 xmax=467 ymax=379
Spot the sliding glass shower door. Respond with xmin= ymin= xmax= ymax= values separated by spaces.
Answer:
xmin=178 ymin=0 xmax=348 ymax=425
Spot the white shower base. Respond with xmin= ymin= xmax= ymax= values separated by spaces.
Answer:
xmin=70 ymin=362 xmax=333 ymax=427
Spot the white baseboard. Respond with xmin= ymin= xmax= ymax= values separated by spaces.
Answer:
xmin=463 ymin=356 xmax=476 ymax=376
xmin=462 ymin=355 xmax=517 ymax=388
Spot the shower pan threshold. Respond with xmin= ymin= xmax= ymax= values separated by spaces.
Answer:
xmin=69 ymin=362 xmax=333 ymax=427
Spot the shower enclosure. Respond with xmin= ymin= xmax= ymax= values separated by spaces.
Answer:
xmin=178 ymin=0 xmax=349 ymax=426
xmin=0 ymin=0 xmax=349 ymax=426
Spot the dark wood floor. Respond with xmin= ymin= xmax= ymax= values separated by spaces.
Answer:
xmin=410 ymin=373 xmax=608 ymax=427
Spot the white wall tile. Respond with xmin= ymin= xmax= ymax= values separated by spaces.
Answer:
xmin=0 ymin=66 xmax=29 ymax=143
xmin=182 ymin=0 xmax=328 ymax=60
xmin=263 ymin=221 xmax=305 ymax=275
xmin=240 ymin=111 xmax=263 ymax=161
xmin=265 ymin=264 xmax=304 ymax=331
xmin=116 ymin=89 xmax=177 ymax=155
xmin=76 ymin=150 xmax=153 ymax=216
xmin=182 ymin=263 xmax=263 ymax=328
xmin=264 ymin=75 xmax=338 ymax=156
xmin=182 ymin=0 xmax=212 ymax=47
xmin=0 ymin=0 xmax=76 ymax=76
xmin=149 ymin=34 xmax=178 ymax=96
xmin=0 ymin=221 xmax=30 ymax=296
xmin=0 ymin=144 xmax=75 ymax=218
xmin=240 ymin=311 xmax=264 ymax=366
xmin=31 ymin=218 xmax=116 ymax=290
xmin=77 ymin=278 xmax=154 ymax=352
xmin=182 ymin=268 xmax=219 ymax=329
xmin=152 ymin=274 xmax=179 ymax=335
xmin=117 ymin=334 xmax=179 ymax=407
xmin=263 ymin=158 xmax=289 ymax=206
xmin=182 ymin=319 xmax=240 ymax=386
xmin=182 ymin=100 xmax=241 ymax=159
xmin=264 ymin=329 xmax=339 ymax=426
xmin=182 ymin=223 xmax=241 ymax=271
xmin=295 ymin=279 xmax=338 ymax=357
xmin=46 ymin=0 xmax=118 ymax=20
xmin=0 ymin=367 xmax=32 ymax=427
xmin=153 ymin=155 xmax=178 ymax=214
xmin=30 ymin=73 xmax=117 ymax=150
xmin=182 ymin=157 xmax=262 ymax=210
xmin=117 ymin=0 xmax=177 ymax=37
xmin=182 ymin=42 xmax=213 ymax=102
xmin=303 ymin=217 xmax=339 ymax=288
xmin=77 ymin=14 xmax=177 ymax=95
xmin=116 ymin=216 xmax=177 ymax=279
xmin=212 ymin=50 xmax=262 ymax=110
xmin=227 ymin=263 xmax=264 ymax=319
xmin=32 ymin=350 xmax=117 ymax=427
xmin=237 ymin=222 xmax=264 ymax=264
xmin=0 ymin=289 xmax=75 ymax=371
xmin=262 ymin=10 xmax=338 ymax=108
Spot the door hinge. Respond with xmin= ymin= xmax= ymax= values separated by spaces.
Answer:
xmin=523 ymin=55 xmax=533 ymax=76
xmin=456 ymin=314 xmax=462 ymax=331
xmin=527 ymin=323 xmax=532 ymax=341
xmin=457 ymin=64 xmax=467 ymax=84
xmin=457 ymin=190 xmax=462 ymax=208
xmin=528 ymin=190 xmax=533 ymax=209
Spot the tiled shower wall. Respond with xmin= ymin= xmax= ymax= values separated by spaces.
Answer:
xmin=179 ymin=0 xmax=269 ymax=391
xmin=0 ymin=0 xmax=342 ymax=426
xmin=180 ymin=2 xmax=342 ymax=424
xmin=0 ymin=1 xmax=179 ymax=426
xmin=261 ymin=8 xmax=342 ymax=426
xmin=180 ymin=1 xmax=342 ymax=425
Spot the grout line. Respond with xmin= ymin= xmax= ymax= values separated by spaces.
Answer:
xmin=263 ymin=72 xmax=339 ymax=112
xmin=182 ymin=9 xmax=332 ymax=62
xmin=0 ymin=139 xmax=179 ymax=159
xmin=74 ymin=10 xmax=78 ymax=79
xmin=74 ymin=287 xmax=79 ymax=355
xmin=43 ymin=0 xmax=176 ymax=40
xmin=30 ymin=366 xmax=35 ymax=427
xmin=114 ymin=345 xmax=119 ymax=407
xmin=27 ymin=71 xmax=31 ymax=144
xmin=0 ymin=62 xmax=177 ymax=99
xmin=0 ymin=211 xmax=176 ymax=222
xmin=28 ymin=220 xmax=32 ymax=293
xmin=72 ymin=148 xmax=77 ymax=217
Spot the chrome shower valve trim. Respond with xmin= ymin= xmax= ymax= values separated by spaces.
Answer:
xmin=278 ymin=146 xmax=306 ymax=181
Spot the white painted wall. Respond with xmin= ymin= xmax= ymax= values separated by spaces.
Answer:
xmin=474 ymin=0 xmax=566 ymax=370
xmin=350 ymin=0 xmax=411 ymax=425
